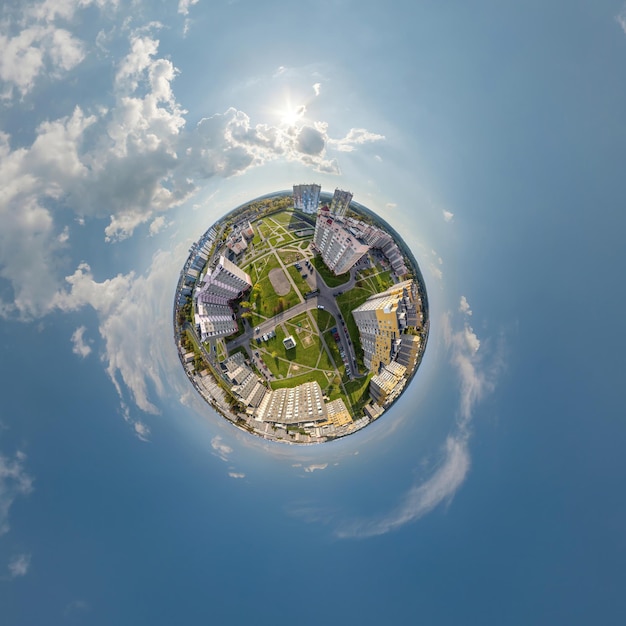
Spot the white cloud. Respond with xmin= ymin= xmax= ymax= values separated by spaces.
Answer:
xmin=148 ymin=215 xmax=168 ymax=236
xmin=443 ymin=210 xmax=454 ymax=222
xmin=336 ymin=435 xmax=469 ymax=538
xmin=7 ymin=553 xmax=31 ymax=579
xmin=313 ymin=82 xmax=321 ymax=96
xmin=328 ymin=128 xmax=385 ymax=153
xmin=178 ymin=0 xmax=199 ymax=15
xmin=133 ymin=420 xmax=150 ymax=442
xmin=617 ymin=5 xmax=626 ymax=33
xmin=0 ymin=25 xmax=85 ymax=97
xmin=304 ymin=463 xmax=328 ymax=473
xmin=459 ymin=295 xmax=472 ymax=316
xmin=56 ymin=248 xmax=180 ymax=415
xmin=228 ymin=472 xmax=245 ymax=479
xmin=71 ymin=325 xmax=91 ymax=358
xmin=0 ymin=0 xmax=117 ymax=98
xmin=211 ymin=436 xmax=233 ymax=462
xmin=0 ymin=450 xmax=33 ymax=537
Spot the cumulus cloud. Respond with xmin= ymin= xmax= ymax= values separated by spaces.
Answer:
xmin=296 ymin=126 xmax=325 ymax=155
xmin=443 ymin=210 xmax=454 ymax=222
xmin=71 ymin=325 xmax=91 ymax=358
xmin=177 ymin=0 xmax=199 ymax=16
xmin=328 ymin=128 xmax=385 ymax=153
xmin=56 ymin=248 xmax=182 ymax=416
xmin=313 ymin=82 xmax=321 ymax=96
xmin=0 ymin=449 xmax=33 ymax=537
xmin=7 ymin=553 xmax=31 ymax=579
xmin=148 ymin=215 xmax=168 ymax=236
xmin=211 ymin=436 xmax=233 ymax=462
xmin=0 ymin=25 xmax=84 ymax=97
xmin=186 ymin=107 xmax=342 ymax=177
xmin=459 ymin=295 xmax=472 ymax=316
xmin=0 ymin=0 xmax=118 ymax=98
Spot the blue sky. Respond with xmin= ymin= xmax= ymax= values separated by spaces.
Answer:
xmin=2 ymin=1 xmax=626 ymax=624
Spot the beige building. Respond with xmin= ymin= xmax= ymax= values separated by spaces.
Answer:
xmin=352 ymin=280 xmax=418 ymax=372
xmin=319 ymin=398 xmax=352 ymax=428
xmin=369 ymin=361 xmax=407 ymax=407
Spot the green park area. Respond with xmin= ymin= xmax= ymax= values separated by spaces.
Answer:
xmin=252 ymin=309 xmax=342 ymax=397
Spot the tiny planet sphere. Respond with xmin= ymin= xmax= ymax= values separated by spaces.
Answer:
xmin=174 ymin=186 xmax=429 ymax=444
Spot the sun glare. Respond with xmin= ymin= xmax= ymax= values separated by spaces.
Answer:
xmin=278 ymin=103 xmax=306 ymax=127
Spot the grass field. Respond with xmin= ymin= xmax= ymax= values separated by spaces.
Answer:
xmin=343 ymin=374 xmax=373 ymax=415
xmin=270 ymin=369 xmax=331 ymax=392
xmin=323 ymin=329 xmax=344 ymax=371
xmin=286 ymin=265 xmax=309 ymax=297
xmin=251 ymin=277 xmax=299 ymax=319
xmin=313 ymin=308 xmax=334 ymax=332
xmin=357 ymin=269 xmax=394 ymax=294
xmin=336 ymin=287 xmax=372 ymax=367
xmin=278 ymin=249 xmax=303 ymax=265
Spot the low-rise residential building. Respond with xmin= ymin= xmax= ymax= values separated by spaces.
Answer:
xmin=222 ymin=353 xmax=267 ymax=409
xmin=319 ymin=398 xmax=352 ymax=427
xmin=255 ymin=381 xmax=327 ymax=425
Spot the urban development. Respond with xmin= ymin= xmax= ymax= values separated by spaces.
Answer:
xmin=174 ymin=185 xmax=429 ymax=444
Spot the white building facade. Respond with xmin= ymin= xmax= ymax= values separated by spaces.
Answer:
xmin=313 ymin=209 xmax=370 ymax=275
xmin=194 ymin=255 xmax=252 ymax=340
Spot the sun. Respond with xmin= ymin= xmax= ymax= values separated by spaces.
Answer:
xmin=278 ymin=102 xmax=307 ymax=127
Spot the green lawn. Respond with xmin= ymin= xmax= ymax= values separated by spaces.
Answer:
xmin=311 ymin=255 xmax=350 ymax=287
xmin=361 ymin=269 xmax=394 ymax=294
xmin=343 ymin=374 xmax=373 ymax=415
xmin=282 ymin=318 xmax=324 ymax=369
xmin=312 ymin=308 xmax=334 ymax=332
xmin=278 ymin=249 xmax=303 ymax=265
xmin=286 ymin=266 xmax=309 ymax=297
xmin=315 ymin=341 xmax=335 ymax=371
xmin=268 ymin=210 xmax=294 ymax=225
xmin=323 ymin=330 xmax=344 ymax=371
xmin=246 ymin=251 xmax=282 ymax=284
xmin=270 ymin=369 xmax=330 ymax=392
xmin=336 ymin=287 xmax=371 ymax=367
xmin=250 ymin=276 xmax=298 ymax=319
